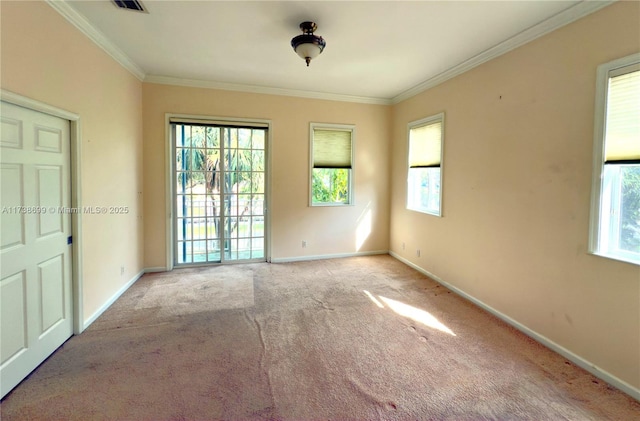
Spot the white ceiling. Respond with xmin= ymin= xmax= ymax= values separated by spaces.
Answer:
xmin=60 ymin=1 xmax=610 ymax=103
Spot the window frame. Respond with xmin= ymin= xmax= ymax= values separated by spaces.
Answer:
xmin=309 ymin=122 xmax=355 ymax=207
xmin=588 ymin=53 xmax=640 ymax=266
xmin=406 ymin=113 xmax=445 ymax=217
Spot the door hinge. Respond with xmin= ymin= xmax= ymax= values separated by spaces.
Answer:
xmin=67 ymin=236 xmax=73 ymax=245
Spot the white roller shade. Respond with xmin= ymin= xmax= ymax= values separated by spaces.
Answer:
xmin=604 ymin=66 xmax=640 ymax=163
xmin=409 ymin=121 xmax=442 ymax=168
xmin=313 ymin=128 xmax=352 ymax=168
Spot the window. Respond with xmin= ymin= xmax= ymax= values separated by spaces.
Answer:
xmin=590 ymin=53 xmax=640 ymax=265
xmin=310 ymin=123 xmax=354 ymax=206
xmin=407 ymin=113 xmax=444 ymax=216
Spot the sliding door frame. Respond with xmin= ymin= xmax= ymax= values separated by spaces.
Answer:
xmin=164 ymin=113 xmax=272 ymax=270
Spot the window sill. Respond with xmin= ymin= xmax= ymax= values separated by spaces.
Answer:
xmin=407 ymin=207 xmax=442 ymax=217
xmin=311 ymin=202 xmax=353 ymax=207
xmin=589 ymin=251 xmax=640 ymax=267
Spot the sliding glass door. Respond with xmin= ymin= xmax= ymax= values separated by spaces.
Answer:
xmin=172 ymin=122 xmax=266 ymax=265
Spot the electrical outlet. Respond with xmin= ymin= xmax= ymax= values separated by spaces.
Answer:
xmin=416 ymin=249 xmax=420 ymax=257
xmin=120 ymin=266 xmax=125 ymax=275
xmin=402 ymin=242 xmax=405 ymax=250
xmin=302 ymin=240 xmax=307 ymax=248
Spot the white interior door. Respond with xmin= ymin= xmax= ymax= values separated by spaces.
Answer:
xmin=0 ymin=101 xmax=73 ymax=398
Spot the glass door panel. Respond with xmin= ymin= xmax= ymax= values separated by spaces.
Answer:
xmin=173 ymin=123 xmax=266 ymax=265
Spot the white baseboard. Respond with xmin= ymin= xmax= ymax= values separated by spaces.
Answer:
xmin=82 ymin=269 xmax=145 ymax=330
xmin=389 ymin=251 xmax=640 ymax=402
xmin=144 ymin=266 xmax=168 ymax=273
xmin=81 ymin=255 xmax=389 ymax=330
xmin=271 ymin=250 xmax=388 ymax=263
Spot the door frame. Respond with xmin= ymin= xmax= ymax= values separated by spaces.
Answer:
xmin=1 ymin=89 xmax=85 ymax=335
xmin=164 ymin=113 xmax=272 ymax=270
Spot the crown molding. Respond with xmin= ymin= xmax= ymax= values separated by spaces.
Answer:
xmin=144 ymin=75 xmax=392 ymax=105
xmin=46 ymin=0 xmax=146 ymax=81
xmin=391 ymin=0 xmax=616 ymax=104
xmin=47 ymin=0 xmax=388 ymax=104
xmin=46 ymin=0 xmax=614 ymax=106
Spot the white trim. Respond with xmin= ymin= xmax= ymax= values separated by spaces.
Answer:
xmin=389 ymin=251 xmax=640 ymax=401
xmin=0 ymin=90 xmax=79 ymax=121
xmin=167 ymin=114 xmax=272 ymax=130
xmin=82 ymin=269 xmax=144 ymax=330
xmin=0 ymin=89 xmax=85 ymax=335
xmin=588 ymin=59 xmax=609 ymax=254
xmin=145 ymin=75 xmax=390 ymax=105
xmin=265 ymin=125 xmax=273 ymax=263
xmin=391 ymin=1 xmax=615 ymax=104
xmin=45 ymin=0 xmax=145 ymax=81
xmin=271 ymin=250 xmax=388 ymax=263
xmin=168 ymin=117 xmax=268 ymax=128
xmin=590 ymin=251 xmax=640 ymax=267
xmin=144 ymin=267 xmax=168 ymax=273
xmin=69 ymin=119 xmax=84 ymax=334
xmin=165 ymin=118 xmax=174 ymax=271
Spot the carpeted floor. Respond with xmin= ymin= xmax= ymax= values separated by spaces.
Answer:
xmin=1 ymin=255 xmax=639 ymax=420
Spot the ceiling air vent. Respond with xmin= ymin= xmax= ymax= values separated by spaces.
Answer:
xmin=113 ymin=0 xmax=147 ymax=13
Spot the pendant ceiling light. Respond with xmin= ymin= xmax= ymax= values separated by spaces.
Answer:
xmin=291 ymin=21 xmax=326 ymax=67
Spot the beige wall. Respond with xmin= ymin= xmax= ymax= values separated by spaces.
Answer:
xmin=2 ymin=0 xmax=638 ymax=396
xmin=142 ymin=84 xmax=391 ymax=267
xmin=1 ymin=1 xmax=144 ymax=323
xmin=390 ymin=1 xmax=640 ymax=390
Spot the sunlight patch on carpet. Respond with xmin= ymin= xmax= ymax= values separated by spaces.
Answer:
xmin=366 ymin=293 xmax=456 ymax=336
xmin=363 ymin=290 xmax=384 ymax=308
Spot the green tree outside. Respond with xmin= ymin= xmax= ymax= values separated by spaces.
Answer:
xmin=312 ymin=168 xmax=349 ymax=204
xmin=621 ymin=165 xmax=640 ymax=252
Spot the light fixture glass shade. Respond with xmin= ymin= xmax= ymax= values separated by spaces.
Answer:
xmin=294 ymin=41 xmax=322 ymax=60
xmin=291 ymin=22 xmax=326 ymax=66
